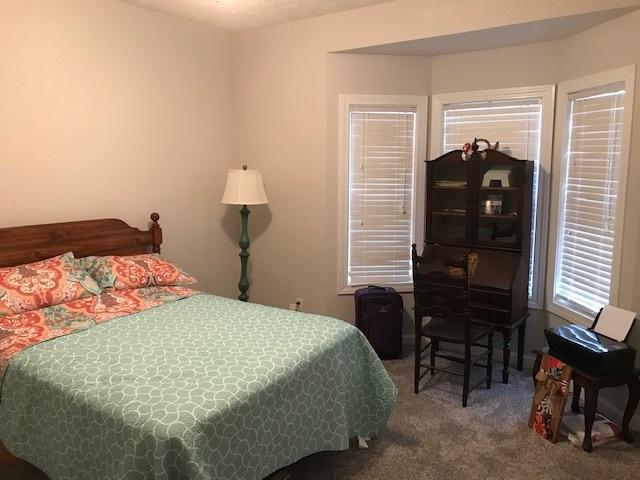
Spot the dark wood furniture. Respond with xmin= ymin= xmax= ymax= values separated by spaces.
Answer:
xmin=0 ymin=213 xmax=163 ymax=475
xmin=413 ymin=244 xmax=493 ymax=407
xmin=0 ymin=213 xmax=162 ymax=268
xmin=532 ymin=348 xmax=640 ymax=452
xmin=416 ymin=148 xmax=534 ymax=383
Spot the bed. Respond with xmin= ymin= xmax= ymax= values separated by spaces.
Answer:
xmin=0 ymin=214 xmax=396 ymax=480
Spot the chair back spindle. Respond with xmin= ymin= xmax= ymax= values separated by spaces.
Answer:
xmin=412 ymin=243 xmax=471 ymax=333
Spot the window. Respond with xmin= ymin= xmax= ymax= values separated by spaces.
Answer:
xmin=549 ymin=67 xmax=635 ymax=323
xmin=431 ymin=86 xmax=555 ymax=308
xmin=338 ymin=95 xmax=427 ymax=293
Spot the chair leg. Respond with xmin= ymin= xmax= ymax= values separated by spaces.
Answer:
xmin=414 ymin=332 xmax=421 ymax=395
xmin=430 ymin=338 xmax=438 ymax=375
xmin=572 ymin=382 xmax=581 ymax=413
xmin=462 ymin=342 xmax=471 ymax=407
xmin=487 ymin=331 xmax=493 ymax=389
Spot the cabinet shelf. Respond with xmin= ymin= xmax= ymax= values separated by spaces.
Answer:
xmin=426 ymin=149 xmax=532 ymax=250
xmin=433 ymin=210 xmax=466 ymax=216
xmin=433 ymin=185 xmax=467 ymax=190
xmin=480 ymin=186 xmax=517 ymax=191
xmin=478 ymin=214 xmax=518 ymax=220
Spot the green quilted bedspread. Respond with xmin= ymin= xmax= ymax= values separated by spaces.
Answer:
xmin=0 ymin=294 xmax=397 ymax=480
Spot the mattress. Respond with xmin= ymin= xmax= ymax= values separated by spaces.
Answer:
xmin=0 ymin=293 xmax=396 ymax=480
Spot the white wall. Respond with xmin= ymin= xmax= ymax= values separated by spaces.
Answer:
xmin=232 ymin=0 xmax=635 ymax=316
xmin=231 ymin=25 xmax=328 ymax=310
xmin=0 ymin=0 xmax=237 ymax=297
xmin=431 ymin=40 xmax=561 ymax=94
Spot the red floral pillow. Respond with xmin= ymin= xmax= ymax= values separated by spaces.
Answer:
xmin=0 ymin=253 xmax=101 ymax=318
xmin=79 ymin=254 xmax=196 ymax=291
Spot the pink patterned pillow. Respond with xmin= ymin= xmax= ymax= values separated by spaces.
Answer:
xmin=79 ymin=254 xmax=196 ymax=291
xmin=0 ymin=253 xmax=101 ymax=318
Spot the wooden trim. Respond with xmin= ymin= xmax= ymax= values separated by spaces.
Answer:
xmin=0 ymin=213 xmax=162 ymax=268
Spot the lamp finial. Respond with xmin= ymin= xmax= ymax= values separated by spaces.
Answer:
xmin=242 ymin=164 xmax=248 ymax=171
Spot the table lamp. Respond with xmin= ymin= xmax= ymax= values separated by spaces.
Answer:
xmin=221 ymin=165 xmax=269 ymax=301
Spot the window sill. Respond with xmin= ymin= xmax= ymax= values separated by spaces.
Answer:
xmin=528 ymin=298 xmax=543 ymax=310
xmin=340 ymin=288 xmax=550 ymax=306
xmin=547 ymin=301 xmax=593 ymax=328
xmin=338 ymin=284 xmax=414 ymax=295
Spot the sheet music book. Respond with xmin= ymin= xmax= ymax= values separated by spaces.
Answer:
xmin=593 ymin=305 xmax=636 ymax=342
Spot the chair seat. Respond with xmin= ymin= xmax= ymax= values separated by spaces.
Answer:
xmin=419 ymin=317 xmax=492 ymax=344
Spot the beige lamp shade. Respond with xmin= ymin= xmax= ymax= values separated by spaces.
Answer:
xmin=221 ymin=167 xmax=269 ymax=205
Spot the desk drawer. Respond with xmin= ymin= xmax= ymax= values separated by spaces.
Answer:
xmin=472 ymin=305 xmax=511 ymax=325
xmin=415 ymin=287 xmax=510 ymax=308
xmin=414 ymin=286 xmax=464 ymax=306
xmin=471 ymin=289 xmax=510 ymax=310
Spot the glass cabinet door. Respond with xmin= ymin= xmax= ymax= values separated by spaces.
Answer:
xmin=475 ymin=158 xmax=523 ymax=247
xmin=428 ymin=154 xmax=469 ymax=244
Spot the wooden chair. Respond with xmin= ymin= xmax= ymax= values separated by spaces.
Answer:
xmin=412 ymin=243 xmax=494 ymax=407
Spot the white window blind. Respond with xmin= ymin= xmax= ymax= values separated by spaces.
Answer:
xmin=442 ymin=98 xmax=543 ymax=298
xmin=554 ymin=83 xmax=626 ymax=317
xmin=348 ymin=105 xmax=417 ymax=286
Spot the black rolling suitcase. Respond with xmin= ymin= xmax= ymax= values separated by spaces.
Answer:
xmin=354 ymin=286 xmax=403 ymax=359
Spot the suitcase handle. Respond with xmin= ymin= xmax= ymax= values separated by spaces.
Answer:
xmin=367 ymin=285 xmax=387 ymax=291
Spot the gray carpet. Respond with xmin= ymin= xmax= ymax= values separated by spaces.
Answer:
xmin=278 ymin=354 xmax=640 ymax=480
xmin=3 ymin=355 xmax=638 ymax=480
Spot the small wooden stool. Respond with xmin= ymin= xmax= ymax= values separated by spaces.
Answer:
xmin=532 ymin=348 xmax=640 ymax=452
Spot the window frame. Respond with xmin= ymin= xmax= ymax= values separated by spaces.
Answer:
xmin=547 ymin=66 xmax=636 ymax=326
xmin=337 ymin=94 xmax=428 ymax=295
xmin=430 ymin=85 xmax=556 ymax=309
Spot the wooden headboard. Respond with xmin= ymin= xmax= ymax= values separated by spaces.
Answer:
xmin=0 ymin=213 xmax=162 ymax=268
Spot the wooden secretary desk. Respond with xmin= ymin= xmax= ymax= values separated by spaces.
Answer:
xmin=413 ymin=148 xmax=533 ymax=383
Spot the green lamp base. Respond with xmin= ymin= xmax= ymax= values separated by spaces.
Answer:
xmin=238 ymin=205 xmax=250 ymax=302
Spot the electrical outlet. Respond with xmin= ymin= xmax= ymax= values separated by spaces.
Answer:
xmin=289 ymin=298 xmax=304 ymax=312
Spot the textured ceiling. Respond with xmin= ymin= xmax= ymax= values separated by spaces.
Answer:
xmin=119 ymin=0 xmax=393 ymax=31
